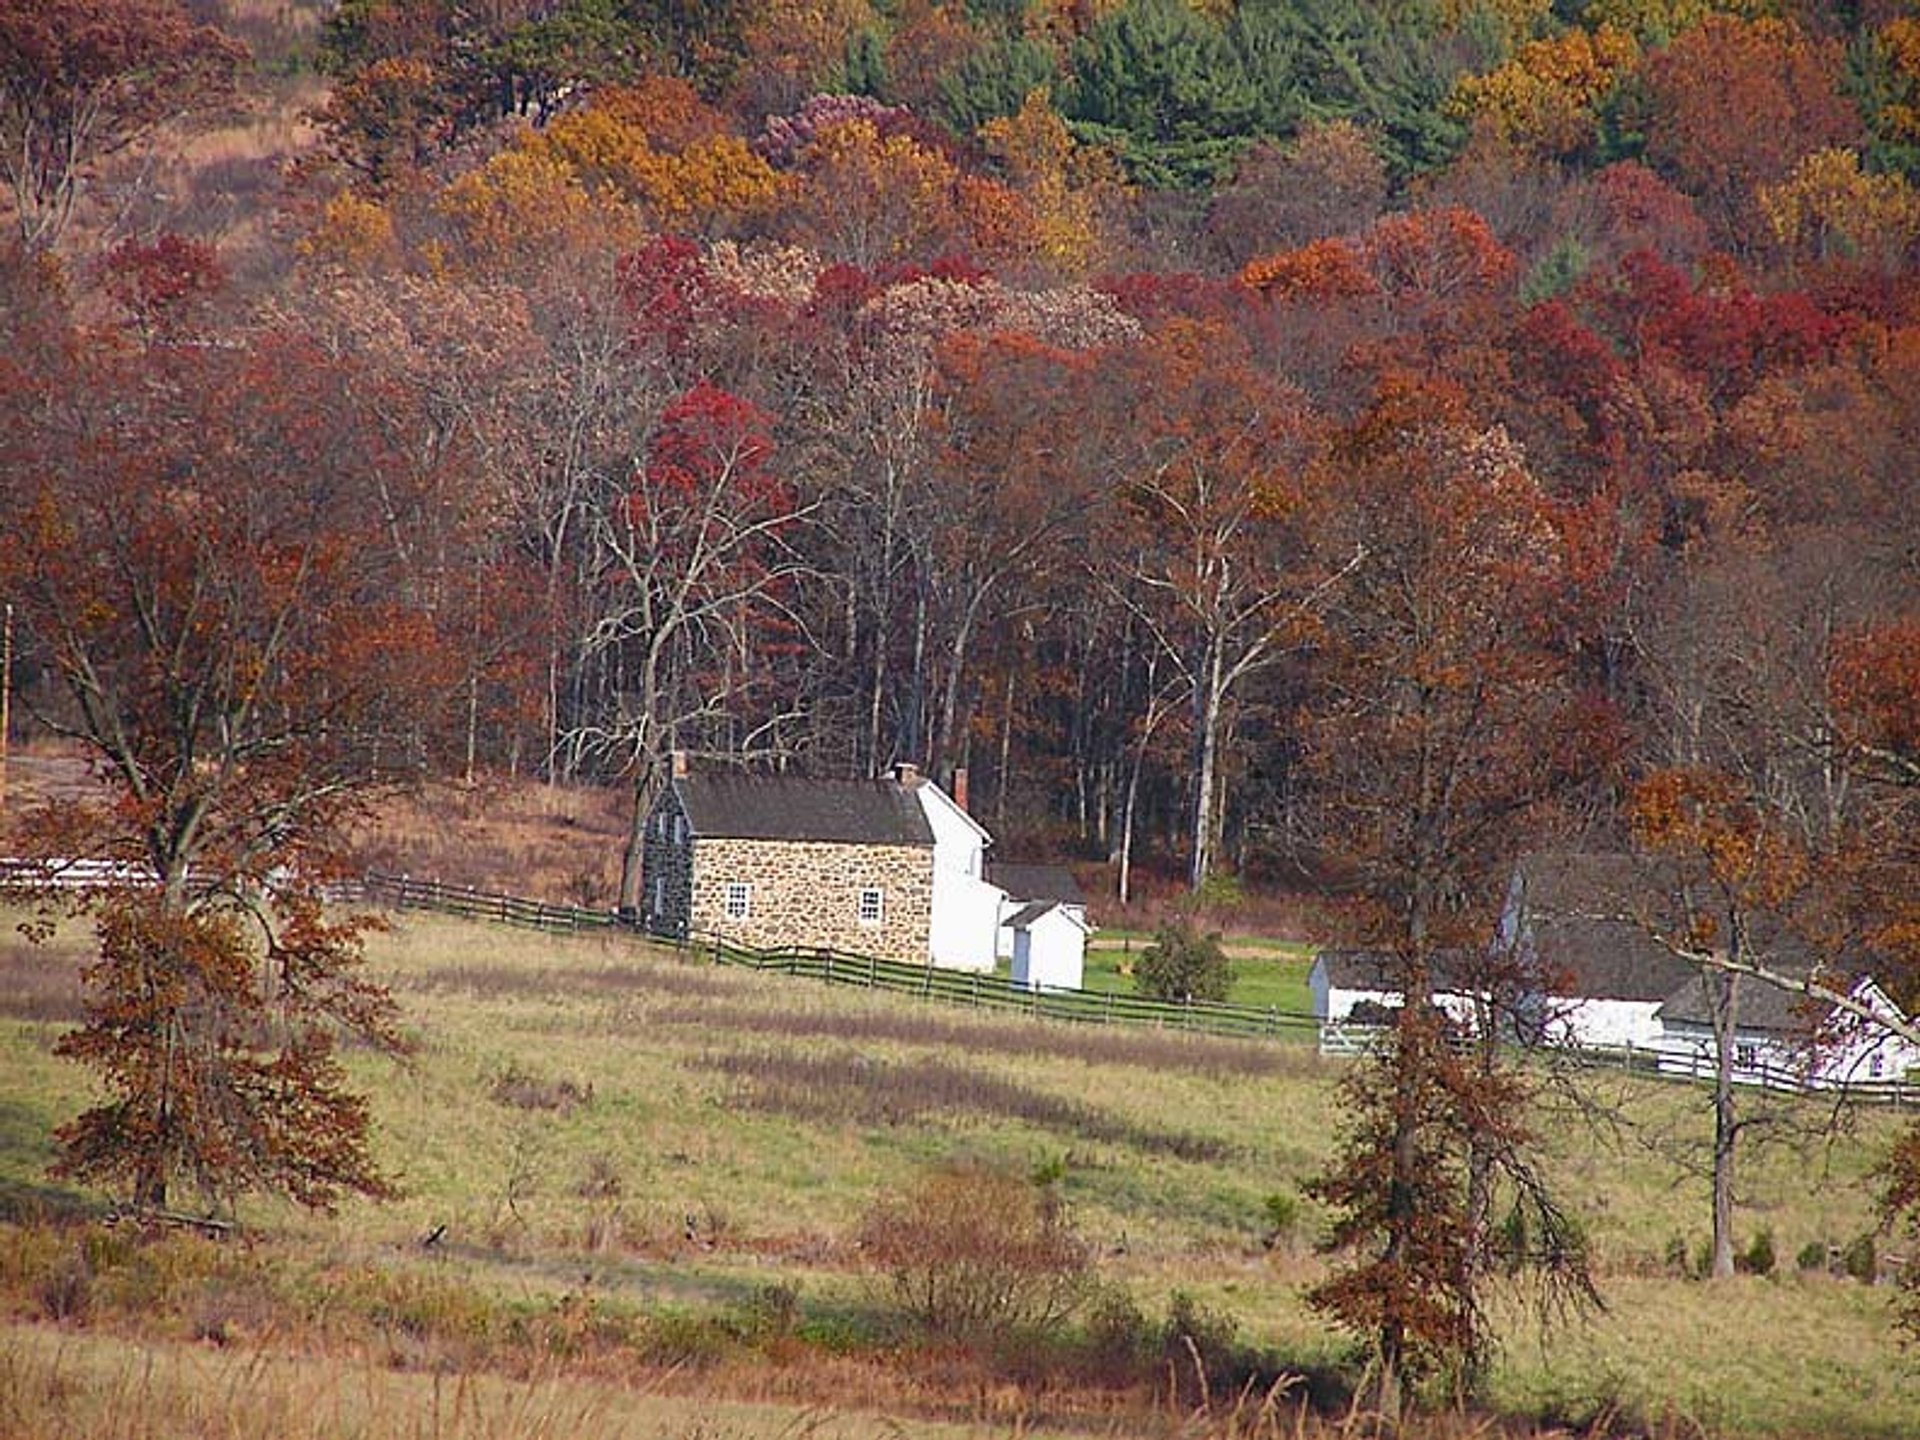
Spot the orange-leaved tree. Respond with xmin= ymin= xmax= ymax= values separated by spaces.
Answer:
xmin=0 ymin=245 xmax=454 ymax=1213
xmin=1303 ymin=372 xmax=1611 ymax=1409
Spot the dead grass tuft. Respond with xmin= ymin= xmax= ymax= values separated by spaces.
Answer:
xmin=651 ymin=999 xmax=1319 ymax=1079
xmin=696 ymin=1048 xmax=1233 ymax=1162
xmin=0 ymin=949 xmax=85 ymax=1024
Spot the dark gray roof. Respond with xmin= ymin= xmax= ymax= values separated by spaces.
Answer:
xmin=673 ymin=773 xmax=933 ymax=846
xmin=1655 ymin=973 xmax=1822 ymax=1034
xmin=1514 ymin=852 xmax=1702 ymax=1002
xmin=1005 ymin=900 xmax=1059 ymax=928
xmin=989 ymin=862 xmax=1087 ymax=908
xmin=1314 ymin=949 xmax=1480 ymax=993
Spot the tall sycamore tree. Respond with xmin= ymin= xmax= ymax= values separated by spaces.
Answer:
xmin=0 ymin=244 xmax=453 ymax=1213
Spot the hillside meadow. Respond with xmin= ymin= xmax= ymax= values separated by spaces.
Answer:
xmin=3 ymin=907 xmax=1919 ymax=1437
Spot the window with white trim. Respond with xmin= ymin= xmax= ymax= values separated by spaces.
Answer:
xmin=724 ymin=882 xmax=752 ymax=919
xmin=1735 ymin=1042 xmax=1759 ymax=1071
xmin=858 ymin=887 xmax=884 ymax=926
xmin=673 ymin=815 xmax=688 ymax=844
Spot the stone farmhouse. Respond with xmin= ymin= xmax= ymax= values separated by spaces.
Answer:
xmin=639 ymin=755 xmax=1004 ymax=970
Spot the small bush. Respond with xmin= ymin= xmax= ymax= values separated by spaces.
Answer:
xmin=1663 ymin=1234 xmax=1691 ymax=1277
xmin=1843 ymin=1233 xmax=1878 ymax=1283
xmin=737 ymin=1280 xmax=801 ymax=1343
xmin=1135 ymin=922 xmax=1233 ymax=1004
xmin=1262 ymin=1191 xmax=1300 ymax=1250
xmin=1797 ymin=1240 xmax=1830 ymax=1274
xmin=1159 ymin=1291 xmax=1243 ymax=1404
xmin=857 ymin=1159 xmax=1092 ymax=1345
xmin=1740 ymin=1229 xmax=1776 ymax=1277
xmin=1079 ymin=1286 xmax=1153 ymax=1384
xmin=37 ymin=1249 xmax=92 ymax=1323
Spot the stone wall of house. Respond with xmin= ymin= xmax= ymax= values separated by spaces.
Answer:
xmin=640 ymin=790 xmax=694 ymax=938
xmin=690 ymin=839 xmax=934 ymax=963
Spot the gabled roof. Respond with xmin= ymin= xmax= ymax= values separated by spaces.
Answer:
xmin=915 ymin=778 xmax=992 ymax=845
xmin=989 ymin=862 xmax=1087 ymax=908
xmin=1006 ymin=899 xmax=1091 ymax=932
xmin=671 ymin=772 xmax=934 ymax=846
xmin=1655 ymin=973 xmax=1818 ymax=1035
xmin=1512 ymin=852 xmax=1702 ymax=1003
xmin=1655 ymin=972 xmax=1895 ymax=1037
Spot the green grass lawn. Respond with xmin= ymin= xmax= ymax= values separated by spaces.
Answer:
xmin=5 ymin=906 xmax=1920 ymax=1437
xmin=1081 ymin=929 xmax=1317 ymax=1014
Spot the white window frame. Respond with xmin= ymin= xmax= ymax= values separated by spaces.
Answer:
xmin=857 ymin=887 xmax=884 ymax=926
xmin=1735 ymin=1041 xmax=1759 ymax=1071
xmin=673 ymin=815 xmax=687 ymax=844
xmin=724 ymin=882 xmax=752 ymax=920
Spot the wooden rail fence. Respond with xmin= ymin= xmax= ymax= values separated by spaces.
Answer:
xmin=27 ymin=862 xmax=1914 ymax=1099
xmin=354 ymin=870 xmax=1322 ymax=1044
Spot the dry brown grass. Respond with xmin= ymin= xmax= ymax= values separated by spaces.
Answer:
xmin=696 ymin=1048 xmax=1235 ymax=1161
xmin=348 ymin=775 xmax=630 ymax=904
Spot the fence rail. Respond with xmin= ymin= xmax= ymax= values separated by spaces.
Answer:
xmin=355 ymin=869 xmax=1321 ymax=1044
xmin=49 ymin=864 xmax=1908 ymax=1098
xmin=355 ymin=871 xmax=621 ymax=935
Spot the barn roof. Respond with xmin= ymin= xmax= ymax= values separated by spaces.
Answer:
xmin=1655 ymin=973 xmax=1822 ymax=1034
xmin=989 ymin=862 xmax=1087 ymax=908
xmin=671 ymin=772 xmax=934 ymax=846
xmin=1313 ymin=949 xmax=1480 ymax=993
xmin=1512 ymin=852 xmax=1702 ymax=1003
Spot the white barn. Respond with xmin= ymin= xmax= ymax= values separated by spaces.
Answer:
xmin=1653 ymin=974 xmax=1920 ymax=1090
xmin=990 ymin=862 xmax=1089 ymax=961
xmin=1308 ymin=950 xmax=1485 ymax=1039
xmin=1500 ymin=853 xmax=1698 ymax=1051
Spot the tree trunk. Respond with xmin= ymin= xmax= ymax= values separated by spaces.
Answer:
xmin=1189 ymin=642 xmax=1225 ymax=891
xmin=1709 ymin=967 xmax=1740 ymax=1280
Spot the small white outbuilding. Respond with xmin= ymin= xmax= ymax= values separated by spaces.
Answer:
xmin=1007 ymin=901 xmax=1090 ymax=993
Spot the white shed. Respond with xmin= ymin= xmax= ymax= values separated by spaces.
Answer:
xmin=1007 ymin=901 xmax=1089 ymax=992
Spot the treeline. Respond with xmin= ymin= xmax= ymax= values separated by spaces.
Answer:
xmin=2 ymin=0 xmax=1918 ymax=912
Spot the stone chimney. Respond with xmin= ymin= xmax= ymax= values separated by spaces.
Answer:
xmin=952 ymin=766 xmax=969 ymax=814
xmin=893 ymin=761 xmax=921 ymax=787
xmin=670 ymin=749 xmax=689 ymax=779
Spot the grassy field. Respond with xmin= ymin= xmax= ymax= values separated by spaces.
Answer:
xmin=4 ymin=907 xmax=1919 ymax=1437
xmin=1080 ymin=929 xmax=1317 ymax=1013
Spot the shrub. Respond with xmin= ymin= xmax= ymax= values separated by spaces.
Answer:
xmin=1262 ymin=1190 xmax=1300 ymax=1249
xmin=37 ymin=1249 xmax=92 ymax=1323
xmin=1663 ymin=1234 xmax=1691 ymax=1277
xmin=1797 ymin=1239 xmax=1830 ymax=1274
xmin=489 ymin=1062 xmax=592 ymax=1114
xmin=1843 ymin=1232 xmax=1877 ymax=1283
xmin=1159 ymin=1291 xmax=1243 ymax=1404
xmin=1740 ymin=1228 xmax=1777 ymax=1277
xmin=1134 ymin=922 xmax=1233 ymax=1004
xmin=856 ymin=1159 xmax=1092 ymax=1345
xmin=1080 ymin=1285 xmax=1153 ymax=1383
